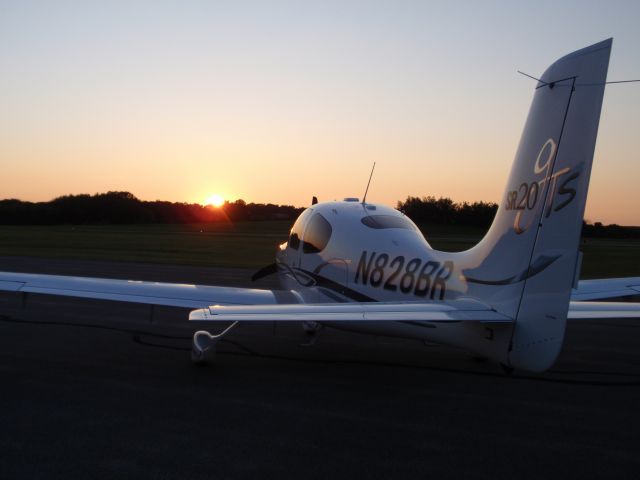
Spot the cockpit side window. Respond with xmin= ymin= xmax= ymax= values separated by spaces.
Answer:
xmin=288 ymin=208 xmax=313 ymax=250
xmin=361 ymin=214 xmax=418 ymax=231
xmin=302 ymin=213 xmax=332 ymax=254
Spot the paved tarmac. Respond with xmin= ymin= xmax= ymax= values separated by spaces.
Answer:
xmin=1 ymin=256 xmax=640 ymax=479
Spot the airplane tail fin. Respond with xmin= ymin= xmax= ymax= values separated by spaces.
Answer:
xmin=459 ymin=39 xmax=612 ymax=371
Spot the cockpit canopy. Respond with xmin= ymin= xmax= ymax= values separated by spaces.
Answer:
xmin=288 ymin=211 xmax=333 ymax=254
xmin=301 ymin=213 xmax=332 ymax=253
xmin=287 ymin=204 xmax=425 ymax=256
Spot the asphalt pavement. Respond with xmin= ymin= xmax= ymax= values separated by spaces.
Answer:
xmin=1 ymin=256 xmax=639 ymax=479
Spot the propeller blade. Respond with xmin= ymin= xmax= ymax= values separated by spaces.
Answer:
xmin=251 ymin=263 xmax=279 ymax=281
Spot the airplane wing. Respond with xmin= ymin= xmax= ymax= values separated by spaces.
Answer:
xmin=573 ymin=277 xmax=640 ymax=301
xmin=0 ymin=271 xmax=292 ymax=308
xmin=2 ymin=271 xmax=639 ymax=322
xmin=189 ymin=300 xmax=514 ymax=324
xmin=190 ymin=300 xmax=640 ymax=323
xmin=0 ymin=271 xmax=513 ymax=324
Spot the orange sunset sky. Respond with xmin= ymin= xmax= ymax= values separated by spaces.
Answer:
xmin=1 ymin=1 xmax=639 ymax=224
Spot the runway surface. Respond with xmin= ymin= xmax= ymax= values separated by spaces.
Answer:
xmin=1 ymin=256 xmax=640 ymax=479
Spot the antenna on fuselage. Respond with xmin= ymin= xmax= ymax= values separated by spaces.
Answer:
xmin=362 ymin=162 xmax=376 ymax=205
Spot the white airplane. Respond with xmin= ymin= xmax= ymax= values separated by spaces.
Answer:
xmin=1 ymin=38 xmax=639 ymax=373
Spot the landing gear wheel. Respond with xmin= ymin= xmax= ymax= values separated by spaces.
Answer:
xmin=302 ymin=320 xmax=322 ymax=334
xmin=300 ymin=321 xmax=323 ymax=347
xmin=191 ymin=346 xmax=209 ymax=365
xmin=500 ymin=363 xmax=514 ymax=375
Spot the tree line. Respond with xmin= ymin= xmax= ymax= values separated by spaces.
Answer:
xmin=396 ymin=195 xmax=640 ymax=238
xmin=0 ymin=191 xmax=637 ymax=237
xmin=0 ymin=192 xmax=303 ymax=225
xmin=396 ymin=196 xmax=498 ymax=228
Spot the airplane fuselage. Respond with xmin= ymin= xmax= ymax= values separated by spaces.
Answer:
xmin=272 ymin=200 xmax=508 ymax=353
xmin=275 ymin=200 xmax=459 ymax=303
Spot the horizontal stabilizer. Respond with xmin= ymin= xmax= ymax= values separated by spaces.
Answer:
xmin=572 ymin=277 xmax=640 ymax=301
xmin=568 ymin=301 xmax=640 ymax=319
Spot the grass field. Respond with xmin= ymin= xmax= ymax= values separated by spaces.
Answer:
xmin=0 ymin=222 xmax=638 ymax=279
xmin=0 ymin=223 xmax=289 ymax=269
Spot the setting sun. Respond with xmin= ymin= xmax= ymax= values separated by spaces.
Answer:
xmin=204 ymin=194 xmax=225 ymax=208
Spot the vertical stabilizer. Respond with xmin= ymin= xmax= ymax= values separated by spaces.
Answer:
xmin=459 ymin=40 xmax=611 ymax=371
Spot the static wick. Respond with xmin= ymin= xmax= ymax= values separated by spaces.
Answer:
xmin=517 ymin=70 xmax=545 ymax=85
xmin=362 ymin=162 xmax=376 ymax=205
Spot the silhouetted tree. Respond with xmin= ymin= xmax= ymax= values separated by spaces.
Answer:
xmin=397 ymin=196 xmax=498 ymax=228
xmin=1 ymin=192 xmax=637 ymax=237
xmin=0 ymin=192 xmax=303 ymax=225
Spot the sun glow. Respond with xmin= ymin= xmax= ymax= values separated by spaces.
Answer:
xmin=204 ymin=194 xmax=225 ymax=208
